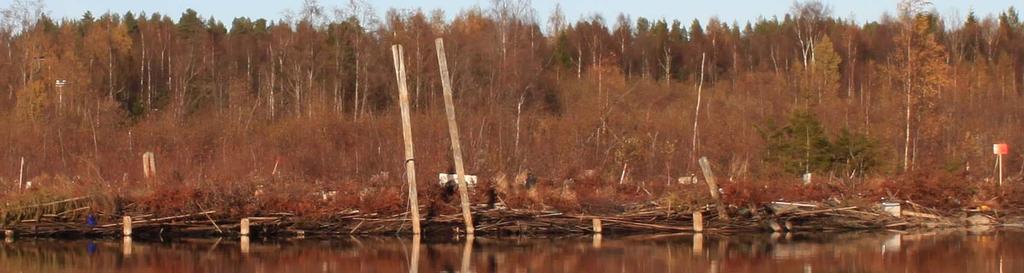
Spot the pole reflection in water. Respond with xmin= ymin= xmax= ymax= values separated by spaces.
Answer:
xmin=410 ymin=235 xmax=420 ymax=273
xmin=693 ymin=233 xmax=704 ymax=255
xmin=240 ymin=235 xmax=250 ymax=254
xmin=461 ymin=235 xmax=474 ymax=273
xmin=0 ymin=230 xmax=1021 ymax=273
xmin=122 ymin=236 xmax=133 ymax=256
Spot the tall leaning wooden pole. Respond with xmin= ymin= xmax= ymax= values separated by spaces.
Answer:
xmin=435 ymin=38 xmax=475 ymax=235
xmin=391 ymin=44 xmax=421 ymax=235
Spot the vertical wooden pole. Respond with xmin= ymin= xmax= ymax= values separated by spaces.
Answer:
xmin=435 ymin=38 xmax=475 ymax=235
xmin=240 ymin=218 xmax=250 ymax=236
xmin=392 ymin=44 xmax=422 ymax=235
xmin=122 ymin=216 xmax=132 ymax=237
xmin=142 ymin=152 xmax=157 ymax=179
xmin=18 ymin=157 xmax=25 ymax=190
xmin=692 ymin=211 xmax=704 ymax=233
xmin=699 ymin=157 xmax=729 ymax=220
xmin=999 ymin=154 xmax=1004 ymax=186
xmin=592 ymin=218 xmax=602 ymax=234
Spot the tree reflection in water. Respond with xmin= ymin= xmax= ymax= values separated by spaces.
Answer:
xmin=1 ymin=230 xmax=1021 ymax=273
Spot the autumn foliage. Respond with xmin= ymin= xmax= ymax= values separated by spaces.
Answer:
xmin=1 ymin=0 xmax=1024 ymax=217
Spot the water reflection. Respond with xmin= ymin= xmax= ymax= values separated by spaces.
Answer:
xmin=1 ymin=229 xmax=1022 ymax=273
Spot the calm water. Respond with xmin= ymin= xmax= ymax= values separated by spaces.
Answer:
xmin=1 ymin=229 xmax=1021 ymax=273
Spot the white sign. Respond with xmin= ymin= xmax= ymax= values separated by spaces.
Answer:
xmin=438 ymin=173 xmax=478 ymax=186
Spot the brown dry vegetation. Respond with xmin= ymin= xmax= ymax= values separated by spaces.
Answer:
xmin=1 ymin=0 xmax=1024 ymax=222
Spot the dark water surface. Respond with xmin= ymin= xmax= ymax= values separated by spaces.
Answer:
xmin=1 ymin=229 xmax=1021 ymax=273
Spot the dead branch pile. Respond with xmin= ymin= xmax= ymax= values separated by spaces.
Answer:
xmin=0 ymin=197 xmax=982 ymax=238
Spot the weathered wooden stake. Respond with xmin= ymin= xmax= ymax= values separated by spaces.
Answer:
xmin=18 ymin=157 xmax=25 ymax=190
xmin=122 ymin=216 xmax=132 ymax=236
xmin=4 ymin=230 xmax=14 ymax=239
xmin=392 ymin=44 xmax=422 ymax=235
xmin=240 ymin=218 xmax=251 ymax=236
xmin=692 ymin=211 xmax=704 ymax=233
xmin=592 ymin=218 xmax=603 ymax=234
xmin=698 ymin=157 xmax=729 ymax=220
xmin=142 ymin=152 xmax=156 ymax=179
xmin=999 ymin=153 xmax=1004 ymax=187
xmin=435 ymin=38 xmax=475 ymax=235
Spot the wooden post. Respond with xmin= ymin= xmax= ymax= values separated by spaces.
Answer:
xmin=141 ymin=152 xmax=157 ymax=179
xmin=142 ymin=153 xmax=149 ymax=178
xmin=698 ymin=157 xmax=729 ymax=220
xmin=240 ymin=218 xmax=250 ymax=236
xmin=592 ymin=218 xmax=603 ymax=234
xmin=3 ymin=230 xmax=13 ymax=239
xmin=692 ymin=211 xmax=704 ymax=233
xmin=435 ymin=38 xmax=475 ymax=235
xmin=18 ymin=157 xmax=24 ymax=190
xmin=122 ymin=216 xmax=132 ymax=236
xmin=999 ymin=153 xmax=1004 ymax=187
xmin=392 ymin=44 xmax=422 ymax=235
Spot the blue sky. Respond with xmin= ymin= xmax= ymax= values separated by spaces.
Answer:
xmin=13 ymin=0 xmax=1021 ymax=26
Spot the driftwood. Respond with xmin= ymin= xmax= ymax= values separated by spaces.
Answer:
xmin=0 ymin=196 xmax=986 ymax=238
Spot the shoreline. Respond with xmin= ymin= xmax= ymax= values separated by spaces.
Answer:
xmin=2 ymin=199 xmax=1009 ymax=240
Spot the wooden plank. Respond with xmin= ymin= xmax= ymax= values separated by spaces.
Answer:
xmin=392 ymin=44 xmax=422 ymax=235
xmin=435 ymin=38 xmax=475 ymax=235
xmin=698 ymin=157 xmax=729 ymax=220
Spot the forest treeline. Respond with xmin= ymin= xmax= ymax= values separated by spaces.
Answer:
xmin=1 ymin=0 xmax=1023 ymax=198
